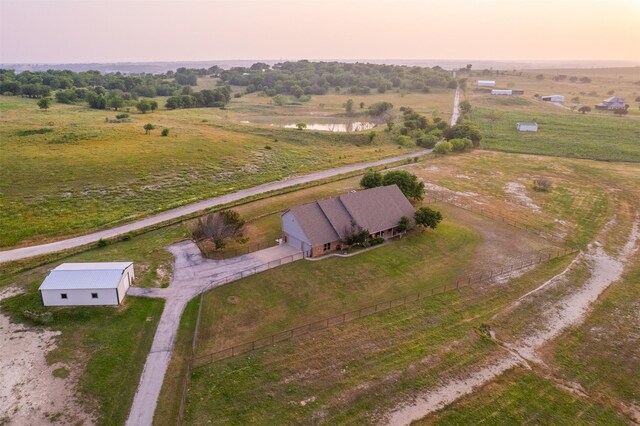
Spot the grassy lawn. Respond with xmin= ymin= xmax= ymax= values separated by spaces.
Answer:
xmin=0 ymin=94 xmax=421 ymax=248
xmin=0 ymin=224 xmax=188 ymax=424
xmin=472 ymin=107 xmax=640 ymax=162
xmin=417 ymin=369 xmax=629 ymax=425
xmin=184 ymin=256 xmax=575 ymax=424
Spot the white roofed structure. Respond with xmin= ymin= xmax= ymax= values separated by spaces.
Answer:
xmin=39 ymin=262 xmax=134 ymax=306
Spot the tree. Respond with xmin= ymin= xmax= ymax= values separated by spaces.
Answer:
xmin=150 ymin=100 xmax=158 ymax=112
xmin=459 ymin=100 xmax=472 ymax=116
xmin=449 ymin=138 xmax=473 ymax=152
xmin=433 ymin=140 xmax=452 ymax=154
xmin=359 ymin=102 xmax=365 ymax=109
xmin=382 ymin=170 xmax=424 ymax=200
xmin=188 ymin=210 xmax=245 ymax=249
xmin=161 ymin=128 xmax=169 ymax=136
xmin=143 ymin=123 xmax=155 ymax=134
xmin=367 ymin=101 xmax=393 ymax=117
xmin=37 ymin=97 xmax=51 ymax=110
xmin=360 ymin=170 xmax=383 ymax=189
xmin=272 ymin=94 xmax=288 ymax=106
xmin=396 ymin=216 xmax=410 ymax=234
xmin=443 ymin=121 xmax=482 ymax=147
xmin=107 ymin=95 xmax=124 ymax=110
xmin=295 ymin=122 xmax=307 ymax=130
xmin=416 ymin=134 xmax=439 ymax=149
xmin=342 ymin=221 xmax=369 ymax=246
xmin=345 ymin=98 xmax=354 ymax=114
xmin=367 ymin=131 xmax=377 ymax=143
xmin=578 ymin=106 xmax=591 ymax=114
xmin=137 ymin=99 xmax=151 ymax=113
xmin=414 ymin=207 xmax=443 ymax=230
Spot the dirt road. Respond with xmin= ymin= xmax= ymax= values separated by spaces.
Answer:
xmin=0 ymin=150 xmax=430 ymax=264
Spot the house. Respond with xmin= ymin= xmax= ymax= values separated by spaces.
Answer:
xmin=516 ymin=122 xmax=538 ymax=132
xmin=281 ymin=185 xmax=415 ymax=257
xmin=39 ymin=262 xmax=134 ymax=306
xmin=595 ymin=96 xmax=626 ymax=110
xmin=477 ymin=80 xmax=496 ymax=87
xmin=491 ymin=89 xmax=512 ymax=95
xmin=541 ymin=95 xmax=565 ymax=102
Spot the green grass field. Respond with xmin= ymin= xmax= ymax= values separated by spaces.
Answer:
xmin=418 ymin=369 xmax=629 ymax=425
xmin=472 ymin=107 xmax=640 ymax=162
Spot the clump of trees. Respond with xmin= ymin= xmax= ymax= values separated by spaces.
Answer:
xmin=360 ymin=170 xmax=424 ymax=200
xmin=443 ymin=121 xmax=482 ymax=147
xmin=165 ymin=87 xmax=231 ymax=109
xmin=395 ymin=106 xmax=449 ymax=149
xmin=367 ymin=101 xmax=394 ymax=117
xmin=188 ymin=210 xmax=245 ymax=250
xmin=414 ymin=207 xmax=443 ymax=229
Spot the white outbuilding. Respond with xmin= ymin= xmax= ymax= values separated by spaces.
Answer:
xmin=541 ymin=95 xmax=565 ymax=102
xmin=516 ymin=122 xmax=539 ymax=132
xmin=491 ymin=89 xmax=513 ymax=95
xmin=477 ymin=80 xmax=496 ymax=87
xmin=39 ymin=262 xmax=134 ymax=306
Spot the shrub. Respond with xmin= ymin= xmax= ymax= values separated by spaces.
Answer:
xmin=414 ymin=207 xmax=443 ymax=229
xmin=416 ymin=134 xmax=439 ymax=149
xmin=370 ymin=236 xmax=385 ymax=246
xmin=533 ymin=177 xmax=552 ymax=192
xmin=449 ymin=137 xmax=473 ymax=152
xmin=433 ymin=141 xmax=452 ymax=154
xmin=264 ymin=145 xmax=272 ymax=150
xmin=97 ymin=238 xmax=108 ymax=248
xmin=116 ymin=113 xmax=129 ymax=119
xmin=360 ymin=170 xmax=383 ymax=188
xmin=161 ymin=128 xmax=169 ymax=136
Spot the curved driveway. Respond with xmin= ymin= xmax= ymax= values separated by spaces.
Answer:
xmin=0 ymin=149 xmax=430 ymax=263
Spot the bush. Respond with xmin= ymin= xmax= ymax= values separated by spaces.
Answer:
xmin=161 ymin=128 xmax=169 ymax=136
xmin=396 ymin=135 xmax=414 ymax=147
xmin=360 ymin=170 xmax=383 ymax=188
xmin=414 ymin=207 xmax=443 ymax=229
xmin=449 ymin=137 xmax=473 ymax=152
xmin=97 ymin=238 xmax=108 ymax=248
xmin=370 ymin=236 xmax=385 ymax=246
xmin=533 ymin=177 xmax=552 ymax=192
xmin=264 ymin=145 xmax=272 ymax=150
xmin=433 ymin=141 xmax=452 ymax=154
xmin=115 ymin=113 xmax=129 ymax=119
xmin=416 ymin=134 xmax=439 ymax=149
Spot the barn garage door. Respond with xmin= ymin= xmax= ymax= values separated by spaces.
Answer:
xmin=284 ymin=233 xmax=305 ymax=251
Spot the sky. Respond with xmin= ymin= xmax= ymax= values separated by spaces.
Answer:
xmin=1 ymin=0 xmax=639 ymax=64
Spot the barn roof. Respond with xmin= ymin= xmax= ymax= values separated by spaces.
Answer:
xmin=39 ymin=262 xmax=133 ymax=290
xmin=283 ymin=185 xmax=415 ymax=246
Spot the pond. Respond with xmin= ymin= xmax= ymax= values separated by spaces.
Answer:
xmin=240 ymin=117 xmax=377 ymax=132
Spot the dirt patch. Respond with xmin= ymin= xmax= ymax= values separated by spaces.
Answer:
xmin=226 ymin=296 xmax=240 ymax=304
xmin=504 ymin=182 xmax=541 ymax=212
xmin=0 ymin=287 xmax=93 ymax=426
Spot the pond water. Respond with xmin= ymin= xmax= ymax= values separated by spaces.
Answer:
xmin=240 ymin=118 xmax=376 ymax=132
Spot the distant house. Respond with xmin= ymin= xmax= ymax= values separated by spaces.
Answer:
xmin=516 ymin=122 xmax=538 ymax=132
xmin=39 ymin=262 xmax=134 ymax=306
xmin=541 ymin=95 xmax=565 ymax=102
xmin=595 ymin=97 xmax=626 ymax=110
xmin=491 ymin=89 xmax=512 ymax=95
xmin=281 ymin=185 xmax=415 ymax=257
xmin=477 ymin=80 xmax=496 ymax=87
xmin=511 ymin=90 xmax=525 ymax=95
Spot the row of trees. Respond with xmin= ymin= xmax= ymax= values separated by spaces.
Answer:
xmin=218 ymin=60 xmax=456 ymax=98
xmin=360 ymin=170 xmax=425 ymax=201
xmin=165 ymin=87 xmax=231 ymax=109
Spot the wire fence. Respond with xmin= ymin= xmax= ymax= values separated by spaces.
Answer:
xmin=198 ymin=240 xmax=279 ymax=260
xmin=192 ymin=247 xmax=577 ymax=368
xmin=176 ymin=294 xmax=203 ymax=425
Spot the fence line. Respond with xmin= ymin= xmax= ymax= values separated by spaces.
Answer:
xmin=192 ymin=247 xmax=577 ymax=368
xmin=176 ymin=294 xmax=204 ymax=425
xmin=197 ymin=239 xmax=279 ymax=260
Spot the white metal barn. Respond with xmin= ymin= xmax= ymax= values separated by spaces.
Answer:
xmin=39 ymin=262 xmax=134 ymax=306
xmin=516 ymin=122 xmax=539 ymax=132
xmin=477 ymin=80 xmax=496 ymax=87
xmin=541 ymin=95 xmax=565 ymax=102
xmin=491 ymin=89 xmax=513 ymax=95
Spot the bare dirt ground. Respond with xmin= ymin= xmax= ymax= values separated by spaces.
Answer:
xmin=383 ymin=216 xmax=639 ymax=425
xmin=504 ymin=181 xmax=541 ymax=213
xmin=0 ymin=287 xmax=92 ymax=426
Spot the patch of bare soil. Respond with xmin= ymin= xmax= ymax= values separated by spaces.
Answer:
xmin=504 ymin=181 xmax=541 ymax=212
xmin=382 ymin=217 xmax=639 ymax=425
xmin=0 ymin=287 xmax=93 ymax=426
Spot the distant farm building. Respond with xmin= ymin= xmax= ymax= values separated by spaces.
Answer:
xmin=516 ymin=122 xmax=539 ymax=132
xmin=541 ymin=95 xmax=565 ymax=102
xmin=512 ymin=90 xmax=525 ymax=95
xmin=39 ymin=262 xmax=134 ymax=306
xmin=477 ymin=80 xmax=496 ymax=87
xmin=595 ymin=97 xmax=626 ymax=110
xmin=491 ymin=89 xmax=512 ymax=95
xmin=281 ymin=185 xmax=415 ymax=258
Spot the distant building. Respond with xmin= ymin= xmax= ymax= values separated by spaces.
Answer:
xmin=516 ymin=122 xmax=539 ymax=132
xmin=491 ymin=89 xmax=512 ymax=95
xmin=281 ymin=185 xmax=415 ymax=258
xmin=595 ymin=97 xmax=626 ymax=110
xmin=541 ymin=95 xmax=565 ymax=102
xmin=39 ymin=262 xmax=134 ymax=306
xmin=511 ymin=90 xmax=525 ymax=95
xmin=477 ymin=80 xmax=496 ymax=87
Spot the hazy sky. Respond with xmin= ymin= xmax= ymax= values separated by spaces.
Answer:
xmin=1 ymin=0 xmax=639 ymax=64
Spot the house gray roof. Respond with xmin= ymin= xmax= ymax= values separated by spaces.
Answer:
xmin=603 ymin=96 xmax=624 ymax=103
xmin=517 ymin=122 xmax=538 ymax=126
xmin=284 ymin=185 xmax=415 ymax=246
xmin=39 ymin=262 xmax=132 ymax=290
